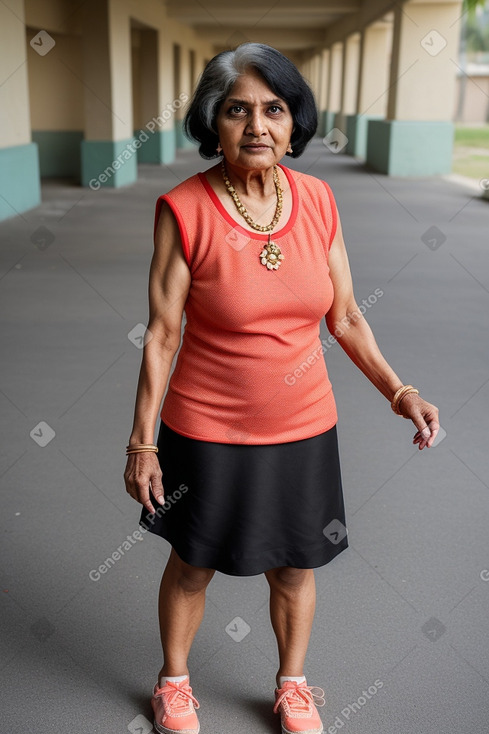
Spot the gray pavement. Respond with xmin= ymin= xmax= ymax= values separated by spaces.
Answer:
xmin=1 ymin=138 xmax=489 ymax=734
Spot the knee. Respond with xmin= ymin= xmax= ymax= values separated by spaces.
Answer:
xmin=169 ymin=550 xmax=215 ymax=593
xmin=265 ymin=566 xmax=312 ymax=591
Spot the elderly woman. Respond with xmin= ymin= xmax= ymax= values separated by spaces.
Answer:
xmin=124 ymin=43 xmax=439 ymax=734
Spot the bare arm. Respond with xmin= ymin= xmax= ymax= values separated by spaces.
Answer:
xmin=124 ymin=202 xmax=191 ymax=511
xmin=325 ymin=207 xmax=439 ymax=449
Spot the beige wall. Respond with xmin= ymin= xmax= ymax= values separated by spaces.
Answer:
xmin=24 ymin=0 xmax=215 ymax=139
xmin=387 ymin=2 xmax=462 ymax=121
xmin=454 ymin=75 xmax=489 ymax=124
xmin=25 ymin=0 xmax=82 ymax=34
xmin=26 ymin=30 xmax=83 ymax=130
xmin=1 ymin=0 xmax=31 ymax=147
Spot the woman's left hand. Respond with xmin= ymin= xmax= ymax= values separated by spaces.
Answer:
xmin=397 ymin=393 xmax=440 ymax=450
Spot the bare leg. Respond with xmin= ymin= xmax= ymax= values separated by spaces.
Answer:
xmin=264 ymin=567 xmax=316 ymax=688
xmin=157 ymin=547 xmax=216 ymax=684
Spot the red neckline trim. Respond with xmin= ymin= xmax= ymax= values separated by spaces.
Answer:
xmin=197 ymin=163 xmax=298 ymax=240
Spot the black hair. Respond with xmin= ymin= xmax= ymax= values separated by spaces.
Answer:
xmin=183 ymin=42 xmax=318 ymax=159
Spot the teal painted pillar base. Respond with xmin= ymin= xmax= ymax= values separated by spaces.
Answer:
xmin=32 ymin=131 xmax=83 ymax=178
xmin=332 ymin=112 xmax=343 ymax=133
xmin=345 ymin=115 xmax=384 ymax=159
xmin=318 ymin=110 xmax=328 ymax=137
xmin=321 ymin=111 xmax=338 ymax=135
xmin=0 ymin=143 xmax=40 ymax=222
xmin=134 ymin=129 xmax=176 ymax=164
xmin=326 ymin=111 xmax=336 ymax=132
xmin=175 ymin=120 xmax=195 ymax=150
xmin=81 ymin=138 xmax=138 ymax=189
xmin=366 ymin=120 xmax=455 ymax=176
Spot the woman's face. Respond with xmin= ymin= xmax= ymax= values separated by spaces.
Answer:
xmin=215 ymin=70 xmax=294 ymax=170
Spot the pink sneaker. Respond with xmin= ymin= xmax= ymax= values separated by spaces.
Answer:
xmin=151 ymin=676 xmax=200 ymax=734
xmin=273 ymin=679 xmax=325 ymax=734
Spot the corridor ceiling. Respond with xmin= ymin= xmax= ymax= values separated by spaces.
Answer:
xmin=164 ymin=0 xmax=368 ymax=54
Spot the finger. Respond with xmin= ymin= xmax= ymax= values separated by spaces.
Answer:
xmin=141 ymin=493 xmax=156 ymax=514
xmin=150 ymin=474 xmax=165 ymax=505
xmin=426 ymin=420 xmax=440 ymax=448
xmin=413 ymin=425 xmax=431 ymax=450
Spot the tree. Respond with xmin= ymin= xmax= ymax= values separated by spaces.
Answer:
xmin=464 ymin=0 xmax=488 ymax=15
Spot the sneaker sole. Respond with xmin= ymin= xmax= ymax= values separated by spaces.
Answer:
xmin=154 ymin=720 xmax=200 ymax=734
xmin=281 ymin=725 xmax=323 ymax=734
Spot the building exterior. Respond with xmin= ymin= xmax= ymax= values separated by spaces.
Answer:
xmin=2 ymin=0 xmax=485 ymax=222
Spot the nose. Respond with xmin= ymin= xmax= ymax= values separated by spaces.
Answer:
xmin=245 ymin=109 xmax=267 ymax=137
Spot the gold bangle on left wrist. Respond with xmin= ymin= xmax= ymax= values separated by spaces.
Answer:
xmin=391 ymin=385 xmax=419 ymax=416
xmin=125 ymin=443 xmax=158 ymax=455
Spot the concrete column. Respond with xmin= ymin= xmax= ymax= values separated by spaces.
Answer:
xmin=157 ymin=35 xmax=177 ymax=163
xmin=367 ymin=1 xmax=463 ymax=176
xmin=346 ymin=20 xmax=392 ymax=158
xmin=337 ymin=33 xmax=360 ymax=135
xmin=174 ymin=43 xmax=194 ymax=149
xmin=312 ymin=53 xmax=322 ymax=103
xmin=326 ymin=42 xmax=343 ymax=133
xmin=318 ymin=49 xmax=330 ymax=136
xmin=81 ymin=0 xmax=136 ymax=188
xmin=0 ymin=0 xmax=40 ymax=220
xmin=178 ymin=46 xmax=195 ymax=149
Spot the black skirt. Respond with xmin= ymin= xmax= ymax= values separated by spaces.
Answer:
xmin=139 ymin=420 xmax=348 ymax=576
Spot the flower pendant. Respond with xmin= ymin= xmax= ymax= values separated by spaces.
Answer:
xmin=260 ymin=238 xmax=284 ymax=271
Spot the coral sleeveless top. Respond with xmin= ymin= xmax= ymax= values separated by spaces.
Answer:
xmin=157 ymin=163 xmax=338 ymax=444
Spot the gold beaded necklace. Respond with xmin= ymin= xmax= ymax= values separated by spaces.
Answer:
xmin=221 ymin=160 xmax=285 ymax=271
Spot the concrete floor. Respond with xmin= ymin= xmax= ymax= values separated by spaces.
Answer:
xmin=1 ymin=138 xmax=488 ymax=734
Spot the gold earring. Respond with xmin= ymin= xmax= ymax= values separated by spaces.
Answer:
xmin=287 ymin=143 xmax=293 ymax=154
xmin=216 ymin=142 xmax=222 ymax=154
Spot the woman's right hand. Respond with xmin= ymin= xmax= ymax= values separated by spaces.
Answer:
xmin=124 ymin=451 xmax=165 ymax=514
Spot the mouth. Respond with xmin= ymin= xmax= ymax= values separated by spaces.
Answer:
xmin=242 ymin=144 xmax=270 ymax=150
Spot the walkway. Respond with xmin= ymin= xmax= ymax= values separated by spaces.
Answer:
xmin=1 ymin=139 xmax=488 ymax=733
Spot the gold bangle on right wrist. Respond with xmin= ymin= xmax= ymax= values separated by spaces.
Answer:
xmin=391 ymin=385 xmax=419 ymax=416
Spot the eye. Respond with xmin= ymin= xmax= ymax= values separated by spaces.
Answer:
xmin=228 ymin=105 xmax=246 ymax=115
xmin=268 ymin=105 xmax=282 ymax=114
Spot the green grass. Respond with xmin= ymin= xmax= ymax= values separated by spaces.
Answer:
xmin=452 ymin=154 xmax=489 ymax=179
xmin=452 ymin=125 xmax=489 ymax=179
xmin=454 ymin=125 xmax=489 ymax=148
